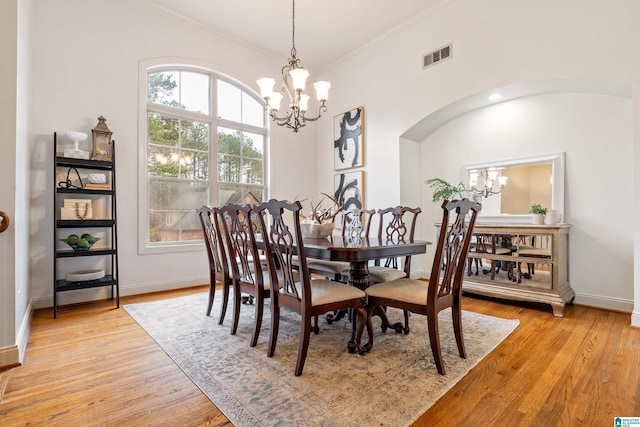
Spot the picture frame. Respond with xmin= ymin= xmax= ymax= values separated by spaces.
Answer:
xmin=334 ymin=170 xmax=365 ymax=229
xmin=334 ymin=106 xmax=364 ymax=170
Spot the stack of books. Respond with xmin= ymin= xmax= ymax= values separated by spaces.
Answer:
xmin=84 ymin=183 xmax=110 ymax=190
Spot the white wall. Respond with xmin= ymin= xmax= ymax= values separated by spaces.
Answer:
xmin=16 ymin=0 xmax=33 ymax=362
xmin=419 ymin=93 xmax=633 ymax=309
xmin=0 ymin=0 xmax=19 ymax=365
xmin=28 ymin=0 xmax=317 ymax=308
xmin=315 ymin=0 xmax=640 ymax=312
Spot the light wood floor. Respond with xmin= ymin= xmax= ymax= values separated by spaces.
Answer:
xmin=1 ymin=285 xmax=639 ymax=426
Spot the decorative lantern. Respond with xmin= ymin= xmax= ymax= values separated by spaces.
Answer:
xmin=91 ymin=115 xmax=113 ymax=161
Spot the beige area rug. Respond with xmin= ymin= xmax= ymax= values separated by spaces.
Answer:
xmin=125 ymin=292 xmax=518 ymax=427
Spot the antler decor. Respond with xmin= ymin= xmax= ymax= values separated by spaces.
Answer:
xmin=301 ymin=193 xmax=344 ymax=224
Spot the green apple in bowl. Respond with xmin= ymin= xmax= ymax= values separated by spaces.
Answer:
xmin=76 ymin=239 xmax=90 ymax=249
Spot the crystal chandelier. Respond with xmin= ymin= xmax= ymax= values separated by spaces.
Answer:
xmin=256 ymin=0 xmax=331 ymax=133
xmin=469 ymin=168 xmax=508 ymax=198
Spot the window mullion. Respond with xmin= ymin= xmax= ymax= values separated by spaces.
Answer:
xmin=211 ymin=75 xmax=219 ymax=206
xmin=148 ymin=103 xmax=209 ymax=123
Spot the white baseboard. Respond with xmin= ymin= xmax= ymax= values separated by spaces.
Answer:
xmin=31 ymin=277 xmax=209 ymax=310
xmin=631 ymin=312 xmax=640 ymax=328
xmin=0 ymin=345 xmax=19 ymax=369
xmin=15 ymin=301 xmax=32 ymax=364
xmin=0 ymin=302 xmax=32 ymax=368
xmin=573 ymin=292 xmax=633 ymax=313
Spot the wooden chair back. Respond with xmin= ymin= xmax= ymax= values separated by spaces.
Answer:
xmin=215 ymin=203 xmax=270 ymax=346
xmin=254 ymin=199 xmax=310 ymax=308
xmin=197 ymin=206 xmax=231 ymax=320
xmin=375 ymin=206 xmax=422 ymax=275
xmin=428 ymin=199 xmax=482 ymax=307
xmin=214 ymin=203 xmax=265 ymax=292
xmin=341 ymin=208 xmax=376 ymax=237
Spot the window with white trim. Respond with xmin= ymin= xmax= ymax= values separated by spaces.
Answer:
xmin=143 ymin=66 xmax=267 ymax=249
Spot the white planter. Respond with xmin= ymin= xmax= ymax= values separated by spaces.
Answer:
xmin=532 ymin=213 xmax=544 ymax=225
xmin=300 ymin=222 xmax=335 ymax=239
xmin=545 ymin=210 xmax=558 ymax=224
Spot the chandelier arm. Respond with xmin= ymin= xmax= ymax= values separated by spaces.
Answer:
xmin=276 ymin=77 xmax=294 ymax=106
xmin=299 ymin=104 xmax=328 ymax=122
xmin=269 ymin=109 xmax=295 ymax=124
xmin=470 ymin=185 xmax=505 ymax=198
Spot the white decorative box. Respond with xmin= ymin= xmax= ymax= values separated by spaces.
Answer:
xmin=88 ymin=173 xmax=107 ymax=184
xmin=63 ymin=199 xmax=92 ymax=208
xmin=62 ymin=199 xmax=93 ymax=220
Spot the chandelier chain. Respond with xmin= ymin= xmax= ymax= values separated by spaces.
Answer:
xmin=290 ymin=0 xmax=297 ymax=59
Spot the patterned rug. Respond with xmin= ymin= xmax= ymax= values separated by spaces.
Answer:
xmin=125 ymin=292 xmax=518 ymax=427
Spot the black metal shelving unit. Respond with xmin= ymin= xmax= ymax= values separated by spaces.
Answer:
xmin=53 ymin=132 xmax=119 ymax=318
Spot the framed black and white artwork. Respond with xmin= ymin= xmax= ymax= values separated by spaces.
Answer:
xmin=334 ymin=170 xmax=364 ymax=229
xmin=334 ymin=106 xmax=364 ymax=170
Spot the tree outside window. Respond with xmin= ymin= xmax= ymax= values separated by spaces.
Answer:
xmin=145 ymin=69 xmax=267 ymax=245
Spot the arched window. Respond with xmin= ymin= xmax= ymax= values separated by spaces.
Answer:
xmin=140 ymin=64 xmax=268 ymax=253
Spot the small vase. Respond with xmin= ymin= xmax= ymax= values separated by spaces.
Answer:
xmin=545 ymin=210 xmax=558 ymax=224
xmin=532 ymin=213 xmax=544 ymax=225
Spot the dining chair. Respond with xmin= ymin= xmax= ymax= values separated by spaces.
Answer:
xmin=363 ymin=199 xmax=481 ymax=375
xmin=314 ymin=208 xmax=377 ymax=329
xmin=364 ymin=206 xmax=422 ymax=333
xmin=299 ymin=208 xmax=375 ymax=333
xmin=305 ymin=208 xmax=377 ymax=283
xmin=369 ymin=206 xmax=422 ymax=283
xmin=197 ymin=206 xmax=233 ymax=324
xmin=254 ymin=199 xmax=368 ymax=376
xmin=215 ymin=203 xmax=271 ymax=347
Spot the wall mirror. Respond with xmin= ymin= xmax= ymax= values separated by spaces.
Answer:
xmin=462 ymin=152 xmax=565 ymax=223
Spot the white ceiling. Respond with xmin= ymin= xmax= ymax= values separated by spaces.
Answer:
xmin=145 ymin=0 xmax=633 ymax=141
xmin=147 ymin=0 xmax=449 ymax=69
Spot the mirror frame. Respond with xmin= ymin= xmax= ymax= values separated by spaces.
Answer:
xmin=462 ymin=152 xmax=565 ymax=224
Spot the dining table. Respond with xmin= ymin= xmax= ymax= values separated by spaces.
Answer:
xmin=300 ymin=235 xmax=431 ymax=353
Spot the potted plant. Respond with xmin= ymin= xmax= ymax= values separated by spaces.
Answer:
xmin=425 ymin=178 xmax=478 ymax=203
xmin=529 ymin=203 xmax=547 ymax=224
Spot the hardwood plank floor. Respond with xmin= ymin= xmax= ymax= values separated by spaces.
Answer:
xmin=1 ymin=286 xmax=638 ymax=426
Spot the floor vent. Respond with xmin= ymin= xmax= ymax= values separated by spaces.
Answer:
xmin=423 ymin=43 xmax=452 ymax=69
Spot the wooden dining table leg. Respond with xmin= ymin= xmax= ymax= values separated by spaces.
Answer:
xmin=346 ymin=261 xmax=369 ymax=353
xmin=346 ymin=260 xmax=402 ymax=352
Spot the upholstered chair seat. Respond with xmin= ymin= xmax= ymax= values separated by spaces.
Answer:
xmin=367 ymin=265 xmax=407 ymax=283
xmin=365 ymin=278 xmax=427 ymax=306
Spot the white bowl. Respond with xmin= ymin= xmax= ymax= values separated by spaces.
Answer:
xmin=65 ymin=269 xmax=105 ymax=282
xmin=300 ymin=222 xmax=335 ymax=239
xmin=65 ymin=131 xmax=88 ymax=143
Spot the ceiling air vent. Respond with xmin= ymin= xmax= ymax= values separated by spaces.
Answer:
xmin=423 ymin=43 xmax=452 ymax=69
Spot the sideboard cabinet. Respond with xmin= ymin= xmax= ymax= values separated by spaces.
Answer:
xmin=462 ymin=223 xmax=574 ymax=317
